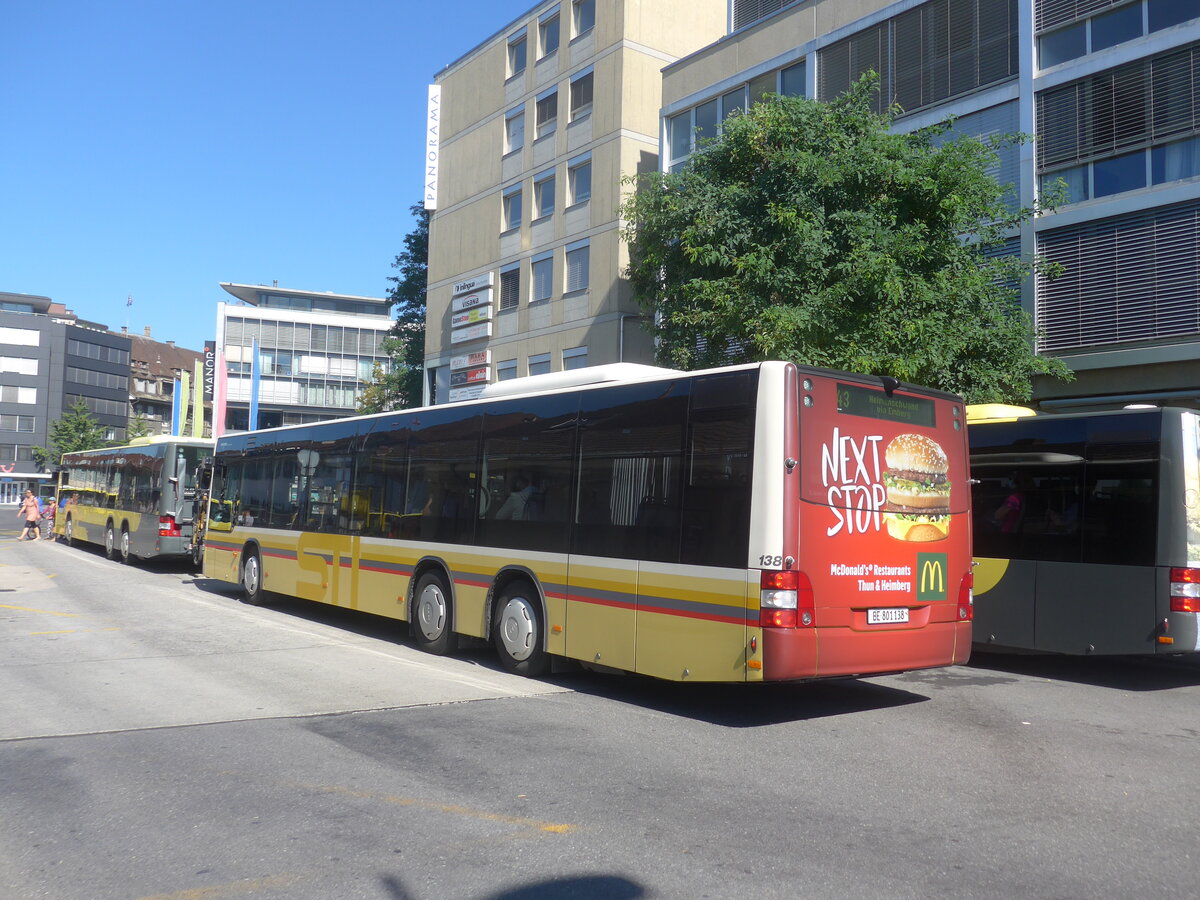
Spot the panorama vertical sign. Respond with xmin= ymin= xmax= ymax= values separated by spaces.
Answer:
xmin=424 ymin=85 xmax=441 ymax=210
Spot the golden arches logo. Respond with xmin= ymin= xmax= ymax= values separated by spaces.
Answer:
xmin=917 ymin=553 xmax=948 ymax=600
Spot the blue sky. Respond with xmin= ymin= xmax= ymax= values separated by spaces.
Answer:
xmin=1 ymin=0 xmax=518 ymax=348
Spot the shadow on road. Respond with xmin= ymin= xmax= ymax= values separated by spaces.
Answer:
xmin=968 ymin=649 xmax=1200 ymax=691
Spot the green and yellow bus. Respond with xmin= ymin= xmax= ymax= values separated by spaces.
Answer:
xmin=56 ymin=436 xmax=213 ymax=563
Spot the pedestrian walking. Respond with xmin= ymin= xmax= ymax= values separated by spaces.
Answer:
xmin=17 ymin=490 xmax=41 ymax=541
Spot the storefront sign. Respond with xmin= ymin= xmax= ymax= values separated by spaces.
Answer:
xmin=449 ymin=322 xmax=492 ymax=344
xmin=450 ymin=350 xmax=491 ymax=370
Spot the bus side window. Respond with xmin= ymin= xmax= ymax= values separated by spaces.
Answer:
xmin=574 ymin=382 xmax=687 ymax=563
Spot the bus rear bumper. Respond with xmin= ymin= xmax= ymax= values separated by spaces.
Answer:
xmin=763 ymin=620 xmax=971 ymax=680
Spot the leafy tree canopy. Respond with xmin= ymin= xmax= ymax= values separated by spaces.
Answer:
xmin=32 ymin=399 xmax=109 ymax=469
xmin=358 ymin=203 xmax=430 ymax=414
xmin=621 ymin=75 xmax=1071 ymax=403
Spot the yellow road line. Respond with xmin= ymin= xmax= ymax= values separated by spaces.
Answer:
xmin=30 ymin=629 xmax=77 ymax=635
xmin=0 ymin=604 xmax=79 ymax=617
xmin=299 ymin=782 xmax=576 ymax=834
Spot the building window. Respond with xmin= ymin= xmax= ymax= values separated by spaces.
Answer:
xmin=499 ymin=266 xmax=521 ymax=310
xmin=531 ymin=253 xmax=554 ymax=302
xmin=0 ymin=386 xmax=35 ymax=404
xmin=528 ymin=352 xmax=552 ymax=376
xmin=497 ymin=359 xmax=518 ymax=381
xmin=780 ymin=61 xmax=806 ymax=97
xmin=508 ymin=30 xmax=527 ymax=78
xmin=0 ymin=415 xmax=35 ymax=432
xmin=1036 ymin=197 xmax=1200 ymax=352
xmin=539 ymin=9 xmax=560 ymax=59
xmin=573 ymin=0 xmax=595 ymax=37
xmin=565 ymin=241 xmax=590 ymax=293
xmin=534 ymin=171 xmax=555 ymax=219
xmin=570 ymin=70 xmax=593 ymax=121
xmin=503 ymin=184 xmax=523 ymax=231
xmin=1037 ymin=42 xmax=1200 ymax=204
xmin=0 ymin=356 xmax=37 ymax=375
xmin=0 ymin=327 xmax=40 ymax=347
xmin=568 ymin=154 xmax=591 ymax=205
xmin=563 ymin=346 xmax=588 ymax=370
xmin=732 ymin=0 xmax=789 ymax=31
xmin=536 ymin=89 xmax=558 ymax=139
xmin=1038 ymin=0 xmax=1198 ymax=69
xmin=819 ymin=0 xmax=1019 ymax=115
xmin=505 ymin=108 xmax=525 ymax=154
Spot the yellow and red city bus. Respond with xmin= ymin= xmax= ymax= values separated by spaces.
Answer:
xmin=202 ymin=362 xmax=972 ymax=680
xmin=55 ymin=436 xmax=214 ymax=563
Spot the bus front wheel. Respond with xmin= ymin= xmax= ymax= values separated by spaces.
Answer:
xmin=493 ymin=583 xmax=548 ymax=677
xmin=412 ymin=571 xmax=457 ymax=656
xmin=241 ymin=551 xmax=270 ymax=606
xmin=104 ymin=523 xmax=116 ymax=560
xmin=64 ymin=516 xmax=74 ymax=547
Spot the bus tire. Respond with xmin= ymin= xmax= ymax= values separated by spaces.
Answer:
xmin=64 ymin=516 xmax=75 ymax=548
xmin=412 ymin=570 xmax=457 ymax=656
xmin=104 ymin=522 xmax=117 ymax=560
xmin=241 ymin=550 xmax=270 ymax=606
xmin=192 ymin=541 xmax=204 ymax=573
xmin=119 ymin=526 xmax=133 ymax=565
xmin=492 ymin=582 xmax=548 ymax=677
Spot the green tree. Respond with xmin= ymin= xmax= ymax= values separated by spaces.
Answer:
xmin=621 ymin=75 xmax=1071 ymax=404
xmin=32 ymin=399 xmax=109 ymax=469
xmin=358 ymin=204 xmax=430 ymax=413
xmin=127 ymin=413 xmax=152 ymax=440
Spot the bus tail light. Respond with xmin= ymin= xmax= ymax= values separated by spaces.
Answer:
xmin=158 ymin=516 xmax=180 ymax=537
xmin=1170 ymin=568 xmax=1200 ymax=613
xmin=957 ymin=572 xmax=974 ymax=621
xmin=760 ymin=570 xmax=814 ymax=629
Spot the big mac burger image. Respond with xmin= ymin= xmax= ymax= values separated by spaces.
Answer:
xmin=882 ymin=433 xmax=951 ymax=542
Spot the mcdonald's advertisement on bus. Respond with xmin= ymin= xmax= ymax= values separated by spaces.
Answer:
xmin=797 ymin=375 xmax=972 ymax=619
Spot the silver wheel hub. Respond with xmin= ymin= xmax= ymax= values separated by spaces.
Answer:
xmin=244 ymin=557 xmax=260 ymax=594
xmin=417 ymin=583 xmax=448 ymax=640
xmin=105 ymin=528 xmax=114 ymax=553
xmin=497 ymin=596 xmax=536 ymax=661
xmin=121 ymin=531 xmax=130 ymax=556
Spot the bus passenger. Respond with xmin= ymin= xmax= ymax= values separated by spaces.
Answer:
xmin=494 ymin=475 xmax=535 ymax=521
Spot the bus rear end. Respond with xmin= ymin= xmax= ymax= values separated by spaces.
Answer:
xmin=761 ymin=367 xmax=973 ymax=679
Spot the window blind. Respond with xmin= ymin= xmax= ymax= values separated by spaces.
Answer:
xmin=1036 ymin=198 xmax=1200 ymax=351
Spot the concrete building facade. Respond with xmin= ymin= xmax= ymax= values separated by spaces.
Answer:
xmin=214 ymin=283 xmax=392 ymax=432
xmin=0 ymin=291 xmax=132 ymax=501
xmin=662 ymin=0 xmax=1200 ymax=411
xmin=423 ymin=0 xmax=728 ymax=403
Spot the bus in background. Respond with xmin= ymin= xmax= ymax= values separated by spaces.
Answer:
xmin=968 ymin=405 xmax=1200 ymax=655
xmin=203 ymin=362 xmax=973 ymax=681
xmin=55 ymin=436 xmax=214 ymax=564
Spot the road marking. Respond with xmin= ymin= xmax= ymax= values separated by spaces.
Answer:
xmin=135 ymin=873 xmax=307 ymax=900
xmin=0 ymin=603 xmax=80 ymax=617
xmin=297 ymin=782 xmax=577 ymax=834
xmin=29 ymin=627 xmax=121 ymax=636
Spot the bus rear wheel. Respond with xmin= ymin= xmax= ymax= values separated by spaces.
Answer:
xmin=104 ymin=523 xmax=116 ymax=560
xmin=64 ymin=516 xmax=74 ymax=547
xmin=412 ymin=571 xmax=457 ymax=656
xmin=493 ymin=583 xmax=548 ymax=677
xmin=119 ymin=526 xmax=132 ymax=565
xmin=241 ymin=551 xmax=271 ymax=606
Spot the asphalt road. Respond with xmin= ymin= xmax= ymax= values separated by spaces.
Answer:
xmin=1 ymin=528 xmax=1198 ymax=899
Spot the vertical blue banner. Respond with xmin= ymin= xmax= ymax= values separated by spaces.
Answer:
xmin=249 ymin=337 xmax=261 ymax=431
xmin=171 ymin=378 xmax=183 ymax=436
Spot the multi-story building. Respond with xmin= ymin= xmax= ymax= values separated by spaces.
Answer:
xmin=424 ymin=0 xmax=727 ymax=403
xmin=124 ymin=326 xmax=211 ymax=436
xmin=214 ymin=282 xmax=393 ymax=432
xmin=661 ymin=0 xmax=1200 ymax=411
xmin=0 ymin=291 xmax=132 ymax=501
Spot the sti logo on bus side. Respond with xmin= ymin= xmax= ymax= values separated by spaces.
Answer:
xmin=917 ymin=553 xmax=948 ymax=601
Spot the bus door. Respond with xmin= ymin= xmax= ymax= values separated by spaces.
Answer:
xmin=796 ymin=374 xmax=972 ymax=675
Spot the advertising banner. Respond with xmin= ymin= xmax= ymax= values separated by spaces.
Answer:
xmin=450 ymin=350 xmax=491 ymax=370
xmin=451 ymin=307 xmax=492 ymax=328
xmin=450 ymin=322 xmax=492 ymax=344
